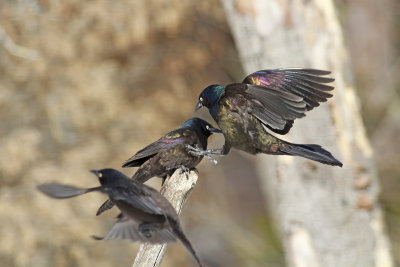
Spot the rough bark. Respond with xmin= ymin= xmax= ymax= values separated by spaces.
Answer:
xmin=132 ymin=169 xmax=198 ymax=267
xmin=220 ymin=0 xmax=393 ymax=267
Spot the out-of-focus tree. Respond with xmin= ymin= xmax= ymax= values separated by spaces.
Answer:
xmin=0 ymin=0 xmax=399 ymax=266
xmin=221 ymin=0 xmax=393 ymax=266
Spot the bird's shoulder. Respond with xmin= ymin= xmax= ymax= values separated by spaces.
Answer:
xmin=137 ymin=129 xmax=190 ymax=154
xmin=111 ymin=182 xmax=167 ymax=215
xmin=224 ymin=83 xmax=248 ymax=96
xmin=219 ymin=83 xmax=252 ymax=112
xmin=165 ymin=127 xmax=191 ymax=138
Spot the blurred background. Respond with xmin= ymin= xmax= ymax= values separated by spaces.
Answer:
xmin=0 ymin=0 xmax=398 ymax=266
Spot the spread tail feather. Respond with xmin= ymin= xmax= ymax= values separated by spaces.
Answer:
xmin=279 ymin=143 xmax=343 ymax=167
xmin=168 ymin=217 xmax=202 ymax=267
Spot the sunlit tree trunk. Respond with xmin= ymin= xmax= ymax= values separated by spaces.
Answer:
xmin=221 ymin=0 xmax=393 ymax=266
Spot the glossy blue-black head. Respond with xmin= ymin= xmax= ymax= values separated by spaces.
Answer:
xmin=181 ymin=117 xmax=222 ymax=137
xmin=195 ymin=84 xmax=225 ymax=111
xmin=90 ymin=168 xmax=128 ymax=185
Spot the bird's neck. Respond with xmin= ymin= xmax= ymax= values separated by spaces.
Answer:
xmin=210 ymin=104 xmax=219 ymax=121
xmin=208 ymin=85 xmax=225 ymax=120
xmin=199 ymin=137 xmax=207 ymax=150
xmin=210 ymin=85 xmax=225 ymax=104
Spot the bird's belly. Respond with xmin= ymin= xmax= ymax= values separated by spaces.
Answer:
xmin=216 ymin=110 xmax=259 ymax=154
xmin=159 ymin=145 xmax=203 ymax=170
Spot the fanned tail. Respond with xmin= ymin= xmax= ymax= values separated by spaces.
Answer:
xmin=168 ymin=217 xmax=202 ymax=267
xmin=279 ymin=143 xmax=343 ymax=167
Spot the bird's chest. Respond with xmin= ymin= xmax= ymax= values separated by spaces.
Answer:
xmin=216 ymin=100 xmax=259 ymax=154
xmin=158 ymin=143 xmax=203 ymax=170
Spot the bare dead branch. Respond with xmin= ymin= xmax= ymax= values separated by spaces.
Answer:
xmin=0 ymin=26 xmax=40 ymax=60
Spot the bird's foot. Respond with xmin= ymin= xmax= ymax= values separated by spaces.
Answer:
xmin=178 ymin=166 xmax=191 ymax=179
xmin=205 ymin=155 xmax=218 ymax=165
xmin=186 ymin=145 xmax=219 ymax=165
xmin=186 ymin=145 xmax=207 ymax=155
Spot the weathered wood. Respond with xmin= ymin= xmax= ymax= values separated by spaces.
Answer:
xmin=132 ymin=169 xmax=198 ymax=267
xmin=220 ymin=0 xmax=393 ymax=266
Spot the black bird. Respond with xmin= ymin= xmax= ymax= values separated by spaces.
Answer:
xmin=193 ymin=68 xmax=342 ymax=167
xmin=37 ymin=168 xmax=202 ymax=267
xmin=123 ymin=117 xmax=221 ymax=183
xmin=97 ymin=117 xmax=220 ymax=217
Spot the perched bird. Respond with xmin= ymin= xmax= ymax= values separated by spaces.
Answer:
xmin=95 ymin=117 xmax=221 ymax=217
xmin=38 ymin=168 xmax=202 ymax=267
xmin=193 ymin=68 xmax=342 ymax=167
xmin=123 ymin=117 xmax=221 ymax=182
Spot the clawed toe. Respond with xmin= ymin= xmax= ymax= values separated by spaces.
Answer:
xmin=205 ymin=155 xmax=218 ymax=165
xmin=179 ymin=166 xmax=190 ymax=179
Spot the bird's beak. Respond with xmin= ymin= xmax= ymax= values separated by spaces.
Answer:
xmin=209 ymin=126 xmax=222 ymax=134
xmin=90 ymin=170 xmax=100 ymax=177
xmin=195 ymin=101 xmax=203 ymax=111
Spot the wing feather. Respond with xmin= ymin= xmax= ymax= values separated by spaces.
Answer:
xmin=239 ymin=68 xmax=335 ymax=134
xmin=99 ymin=213 xmax=177 ymax=244
xmin=122 ymin=130 xmax=187 ymax=167
xmin=243 ymin=68 xmax=334 ymax=110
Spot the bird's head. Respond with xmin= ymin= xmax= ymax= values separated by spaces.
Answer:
xmin=195 ymin=84 xmax=225 ymax=111
xmin=181 ymin=117 xmax=222 ymax=138
xmin=90 ymin=168 xmax=128 ymax=185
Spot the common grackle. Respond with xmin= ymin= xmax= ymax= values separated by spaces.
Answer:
xmin=193 ymin=68 xmax=342 ymax=167
xmin=96 ymin=117 xmax=221 ymax=217
xmin=38 ymin=168 xmax=202 ymax=267
xmin=123 ymin=117 xmax=221 ymax=182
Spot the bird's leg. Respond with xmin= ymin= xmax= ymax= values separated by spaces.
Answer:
xmin=186 ymin=144 xmax=230 ymax=159
xmin=178 ymin=166 xmax=190 ymax=179
xmin=186 ymin=145 xmax=219 ymax=164
xmin=205 ymin=154 xmax=218 ymax=165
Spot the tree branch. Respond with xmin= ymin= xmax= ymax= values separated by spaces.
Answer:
xmin=132 ymin=169 xmax=198 ymax=267
xmin=0 ymin=26 xmax=40 ymax=60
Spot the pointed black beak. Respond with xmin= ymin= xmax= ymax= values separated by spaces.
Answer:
xmin=195 ymin=101 xmax=203 ymax=111
xmin=209 ymin=126 xmax=222 ymax=134
xmin=90 ymin=170 xmax=100 ymax=177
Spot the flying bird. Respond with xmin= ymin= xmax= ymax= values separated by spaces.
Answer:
xmin=193 ymin=68 xmax=342 ymax=167
xmin=37 ymin=168 xmax=202 ymax=266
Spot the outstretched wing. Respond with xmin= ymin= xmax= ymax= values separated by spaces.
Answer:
xmin=37 ymin=183 xmax=94 ymax=199
xmin=94 ymin=213 xmax=177 ymax=244
xmin=122 ymin=129 xmax=186 ymax=167
xmin=241 ymin=68 xmax=334 ymax=134
xmin=111 ymin=187 xmax=166 ymax=216
xmin=96 ymin=199 xmax=115 ymax=216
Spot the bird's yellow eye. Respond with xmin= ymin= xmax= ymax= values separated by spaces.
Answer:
xmin=199 ymin=97 xmax=203 ymax=102
xmin=206 ymin=125 xmax=210 ymax=130
xmin=98 ymin=172 xmax=102 ymax=177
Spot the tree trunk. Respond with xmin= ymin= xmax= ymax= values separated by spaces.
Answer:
xmin=220 ymin=0 xmax=393 ymax=266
